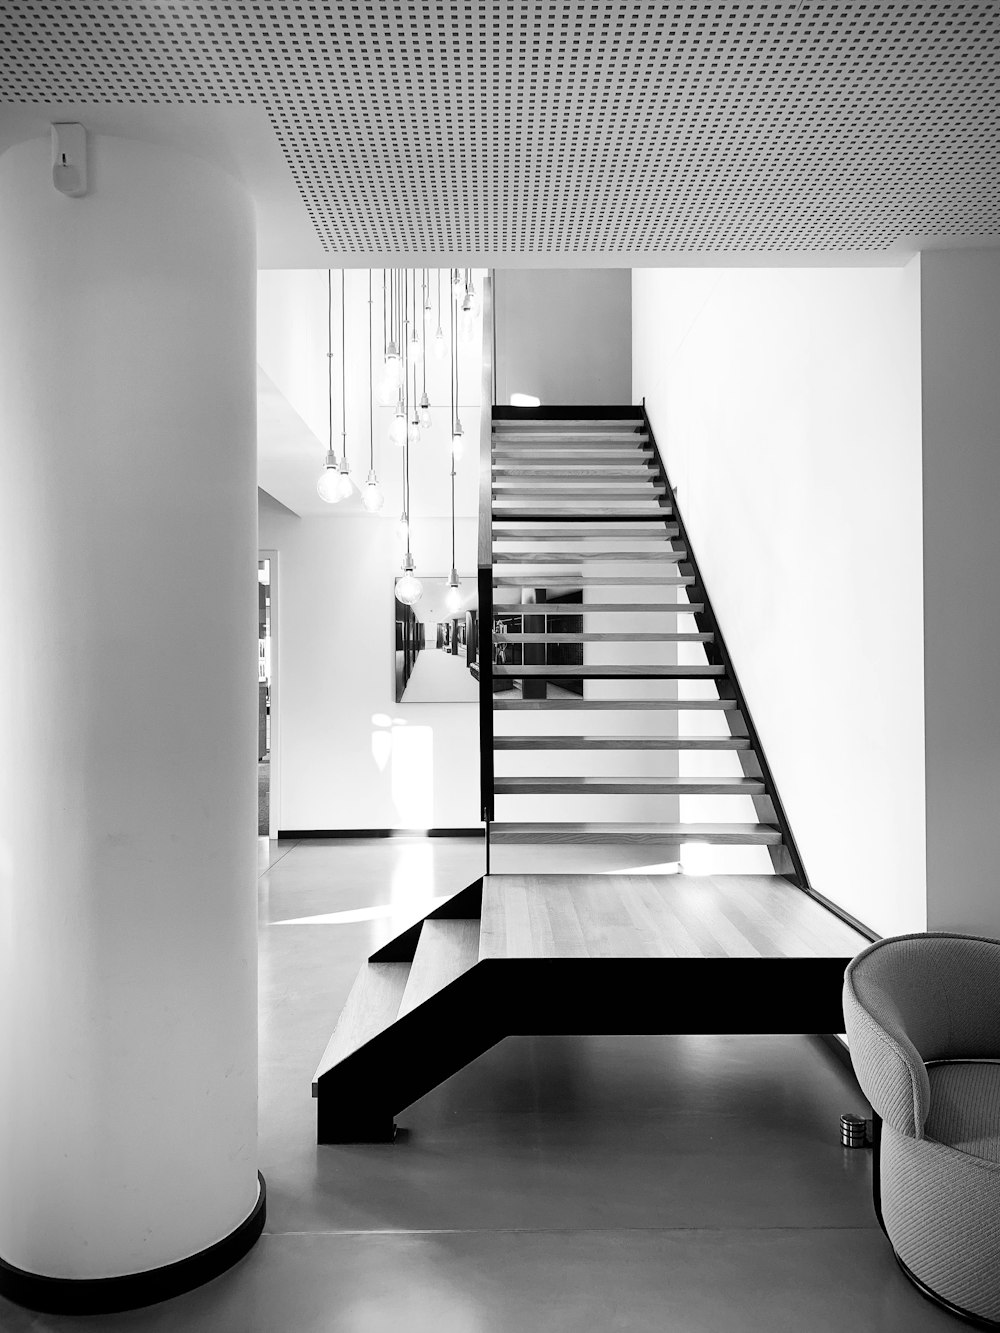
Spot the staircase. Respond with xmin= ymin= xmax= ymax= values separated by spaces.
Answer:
xmin=312 ymin=386 xmax=875 ymax=1144
xmin=312 ymin=867 xmax=868 ymax=1142
xmin=481 ymin=405 xmax=804 ymax=872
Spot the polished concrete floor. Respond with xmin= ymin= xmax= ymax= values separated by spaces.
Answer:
xmin=0 ymin=839 xmax=960 ymax=1331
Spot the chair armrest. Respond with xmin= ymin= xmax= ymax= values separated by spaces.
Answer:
xmin=843 ymin=932 xmax=1000 ymax=1138
xmin=843 ymin=968 xmax=930 ymax=1138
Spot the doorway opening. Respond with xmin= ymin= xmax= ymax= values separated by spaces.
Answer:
xmin=258 ymin=556 xmax=273 ymax=837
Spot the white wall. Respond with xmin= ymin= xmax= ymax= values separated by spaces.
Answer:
xmin=494 ymin=268 xmax=631 ymax=405
xmin=633 ymin=263 xmax=926 ymax=936
xmin=259 ymin=496 xmax=481 ymax=830
xmin=920 ymin=248 xmax=1000 ymax=935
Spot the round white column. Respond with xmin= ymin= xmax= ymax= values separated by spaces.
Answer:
xmin=0 ymin=133 xmax=260 ymax=1300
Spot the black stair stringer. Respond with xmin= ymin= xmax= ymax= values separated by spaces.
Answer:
xmin=316 ymin=953 xmax=854 ymax=1144
xmin=492 ymin=404 xmax=642 ymax=423
xmin=369 ymin=877 xmax=484 ymax=963
xmin=316 ymin=963 xmax=501 ymax=1144
xmin=640 ymin=404 xmax=810 ymax=891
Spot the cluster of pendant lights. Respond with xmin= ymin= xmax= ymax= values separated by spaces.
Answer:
xmin=316 ymin=267 xmax=481 ymax=609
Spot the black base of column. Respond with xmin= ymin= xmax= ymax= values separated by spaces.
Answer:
xmin=0 ymin=1171 xmax=266 ymax=1316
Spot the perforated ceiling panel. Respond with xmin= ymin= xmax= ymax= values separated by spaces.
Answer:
xmin=2 ymin=2 xmax=999 ymax=256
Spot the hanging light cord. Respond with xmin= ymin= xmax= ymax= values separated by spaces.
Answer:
xmin=412 ymin=269 xmax=419 ymax=419
xmin=341 ymin=269 xmax=347 ymax=461
xmin=450 ymin=432 xmax=456 ymax=573
xmin=368 ymin=269 xmax=374 ymax=471
xmin=327 ymin=269 xmax=333 ymax=454
xmin=449 ymin=264 xmax=457 ymax=582
xmin=404 ymin=268 xmax=411 ymax=557
xmin=454 ymin=277 xmax=460 ymax=429
xmin=397 ymin=268 xmax=404 ymax=413
xmin=421 ymin=269 xmax=428 ymax=397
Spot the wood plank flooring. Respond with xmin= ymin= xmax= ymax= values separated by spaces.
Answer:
xmin=489 ymin=822 xmax=782 ymax=844
xmin=479 ymin=875 xmax=870 ymax=962
xmin=312 ymin=960 xmax=408 ymax=1090
xmin=397 ymin=919 xmax=481 ymax=1017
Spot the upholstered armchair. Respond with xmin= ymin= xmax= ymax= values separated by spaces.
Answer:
xmin=843 ymin=932 xmax=1000 ymax=1326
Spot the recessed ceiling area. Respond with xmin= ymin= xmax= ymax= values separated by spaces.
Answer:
xmin=2 ymin=2 xmax=999 ymax=264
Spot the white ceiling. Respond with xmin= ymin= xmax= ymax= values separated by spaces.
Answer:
xmin=2 ymin=2 xmax=999 ymax=265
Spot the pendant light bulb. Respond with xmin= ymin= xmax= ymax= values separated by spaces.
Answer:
xmin=317 ymin=451 xmax=343 ymax=504
xmin=408 ymin=327 xmax=422 ymax=366
xmin=336 ymin=457 xmax=354 ymax=500
xmin=395 ymin=510 xmax=409 ymax=545
xmin=396 ymin=572 xmax=423 ymax=607
xmin=451 ymin=270 xmax=465 ymax=301
xmin=389 ymin=403 xmax=407 ymax=447
xmin=433 ymin=326 xmax=446 ymax=362
xmin=418 ymin=391 xmax=432 ymax=429
xmin=396 ymin=555 xmax=423 ymax=607
xmin=445 ymin=569 xmax=462 ymax=615
xmin=380 ymin=345 xmax=402 ymax=403
xmin=361 ymin=469 xmax=384 ymax=513
xmin=460 ymin=290 xmax=475 ymax=342
xmin=385 ymin=341 xmax=402 ymax=382
xmin=451 ymin=420 xmax=465 ymax=460
xmin=460 ymin=307 xmax=476 ymax=344
xmin=407 ymin=418 xmax=421 ymax=447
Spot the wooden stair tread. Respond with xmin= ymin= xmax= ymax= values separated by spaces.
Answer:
xmin=489 ymin=602 xmax=703 ymax=614
xmin=494 ymin=776 xmax=765 ymax=795
xmin=492 ymin=528 xmax=679 ymax=539
xmin=492 ymin=495 xmax=666 ymax=502
xmin=492 ymin=551 xmax=686 ymax=563
xmin=488 ymin=823 xmax=783 ymax=845
xmin=494 ymin=456 xmax=655 ymax=466
xmin=492 ymin=511 xmax=672 ymax=521
xmin=312 ymin=960 xmax=409 ymax=1090
xmin=396 ymin=919 xmax=481 ymax=1018
xmin=493 ymin=448 xmax=650 ymax=455
xmin=492 ymin=442 xmax=647 ymax=450
xmin=492 ymin=664 xmax=723 ymax=678
xmin=493 ymin=735 xmax=751 ymax=750
xmin=494 ymin=632 xmax=711 ymax=642
xmin=494 ymin=435 xmax=644 ymax=441
xmin=492 ymin=432 xmax=648 ymax=442
xmin=494 ymin=484 xmax=666 ymax=495
xmin=492 ymin=465 xmax=655 ymax=475
xmin=494 ymin=576 xmax=694 ymax=587
xmin=479 ymin=874 xmax=869 ymax=961
xmin=492 ymin=699 xmax=737 ymax=710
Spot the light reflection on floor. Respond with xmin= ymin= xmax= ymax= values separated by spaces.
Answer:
xmin=0 ymin=836 xmax=954 ymax=1333
xmin=276 ymin=894 xmax=452 ymax=926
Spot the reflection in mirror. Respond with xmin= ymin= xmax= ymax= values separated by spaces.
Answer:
xmin=490 ymin=587 xmax=584 ymax=701
xmin=394 ymin=576 xmax=479 ymax=703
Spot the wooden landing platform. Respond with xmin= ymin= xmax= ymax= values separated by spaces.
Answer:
xmin=314 ymin=873 xmax=872 ymax=1141
xmin=471 ymin=873 xmax=868 ymax=1040
xmin=479 ymin=874 xmax=869 ymax=961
